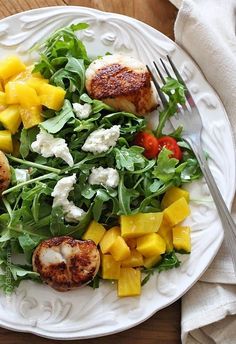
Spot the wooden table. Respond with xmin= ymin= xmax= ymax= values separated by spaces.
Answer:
xmin=0 ymin=1 xmax=179 ymax=343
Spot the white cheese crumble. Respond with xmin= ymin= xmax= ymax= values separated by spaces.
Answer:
xmin=51 ymin=174 xmax=85 ymax=223
xmin=63 ymin=202 xmax=85 ymax=223
xmin=89 ymin=167 xmax=119 ymax=188
xmin=72 ymin=103 xmax=92 ymax=119
xmin=82 ymin=125 xmax=120 ymax=154
xmin=15 ymin=169 xmax=29 ymax=183
xmin=31 ymin=130 xmax=74 ymax=167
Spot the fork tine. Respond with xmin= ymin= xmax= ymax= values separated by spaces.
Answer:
xmin=153 ymin=61 xmax=165 ymax=84
xmin=167 ymin=55 xmax=195 ymax=106
xmin=146 ymin=65 xmax=168 ymax=107
xmin=160 ymin=58 xmax=171 ymax=78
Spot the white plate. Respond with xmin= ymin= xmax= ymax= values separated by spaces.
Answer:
xmin=0 ymin=6 xmax=235 ymax=340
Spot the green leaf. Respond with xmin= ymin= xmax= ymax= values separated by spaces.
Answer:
xmin=141 ymin=251 xmax=181 ymax=286
xmin=161 ymin=77 xmax=186 ymax=104
xmin=155 ymin=77 xmax=186 ymax=137
xmin=88 ymin=274 xmax=100 ymax=289
xmin=18 ymin=234 xmax=41 ymax=263
xmin=19 ymin=127 xmax=39 ymax=158
xmin=40 ymin=100 xmax=74 ymax=133
xmin=50 ymin=206 xmax=68 ymax=236
xmin=33 ymin=22 xmax=90 ymax=80
xmin=49 ymin=206 xmax=92 ymax=239
xmin=80 ymin=93 xmax=114 ymax=113
xmin=153 ymin=148 xmax=178 ymax=182
xmin=50 ymin=58 xmax=86 ymax=95
xmin=118 ymin=174 xmax=139 ymax=215
xmin=92 ymin=189 xmax=111 ymax=221
xmin=70 ymin=23 xmax=89 ymax=31
xmin=115 ymin=146 xmax=145 ymax=172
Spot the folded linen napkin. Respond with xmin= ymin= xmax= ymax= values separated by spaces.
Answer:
xmin=169 ymin=0 xmax=236 ymax=343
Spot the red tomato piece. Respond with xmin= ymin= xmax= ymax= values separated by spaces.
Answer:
xmin=157 ymin=136 xmax=182 ymax=160
xmin=134 ymin=131 xmax=159 ymax=159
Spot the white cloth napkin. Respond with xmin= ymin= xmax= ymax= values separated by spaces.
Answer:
xmin=169 ymin=0 xmax=236 ymax=343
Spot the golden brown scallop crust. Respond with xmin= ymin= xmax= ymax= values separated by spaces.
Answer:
xmin=89 ymin=64 xmax=150 ymax=98
xmin=0 ymin=151 xmax=11 ymax=194
xmin=88 ymin=64 xmax=157 ymax=115
xmin=32 ymin=236 xmax=100 ymax=292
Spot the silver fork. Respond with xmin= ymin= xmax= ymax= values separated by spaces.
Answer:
xmin=149 ymin=56 xmax=236 ymax=274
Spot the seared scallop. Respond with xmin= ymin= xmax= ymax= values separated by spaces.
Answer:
xmin=32 ymin=236 xmax=100 ymax=292
xmin=85 ymin=54 xmax=158 ymax=115
xmin=0 ymin=151 xmax=11 ymax=194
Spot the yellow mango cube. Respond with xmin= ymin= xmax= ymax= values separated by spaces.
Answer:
xmin=0 ymin=81 xmax=3 ymax=92
xmin=136 ymin=233 xmax=166 ymax=257
xmin=101 ymin=254 xmax=120 ymax=280
xmin=121 ymin=212 xmax=163 ymax=239
xmin=143 ymin=254 xmax=162 ymax=268
xmin=27 ymin=77 xmax=49 ymax=93
xmin=173 ymin=226 xmax=191 ymax=253
xmin=0 ymin=130 xmax=13 ymax=153
xmin=20 ymin=106 xmax=43 ymax=129
xmin=164 ymin=197 xmax=190 ymax=226
xmin=38 ymin=84 xmax=66 ymax=111
xmin=121 ymin=249 xmax=144 ymax=267
xmin=118 ymin=267 xmax=141 ymax=297
xmin=5 ymin=82 xmax=20 ymax=104
xmin=161 ymin=186 xmax=190 ymax=209
xmin=82 ymin=220 xmax=106 ymax=245
xmin=109 ymin=236 xmax=131 ymax=262
xmin=99 ymin=226 xmax=121 ymax=254
xmin=0 ymin=92 xmax=6 ymax=106
xmin=0 ymin=105 xmax=21 ymax=134
xmin=158 ymin=222 xmax=173 ymax=252
xmin=8 ymin=65 xmax=33 ymax=82
xmin=0 ymin=56 xmax=26 ymax=82
xmin=15 ymin=83 xmax=40 ymax=107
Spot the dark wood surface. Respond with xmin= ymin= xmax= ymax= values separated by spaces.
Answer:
xmin=0 ymin=1 xmax=180 ymax=343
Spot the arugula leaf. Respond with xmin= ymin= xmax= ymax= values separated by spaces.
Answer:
xmin=40 ymin=100 xmax=74 ymax=133
xmin=33 ymin=22 xmax=90 ymax=79
xmin=19 ymin=127 xmax=39 ymax=158
xmin=118 ymin=174 xmax=139 ymax=215
xmin=50 ymin=206 xmax=68 ymax=236
xmin=141 ymin=251 xmax=181 ymax=286
xmin=156 ymin=77 xmax=186 ymax=137
xmin=80 ymin=93 xmax=114 ymax=113
xmin=92 ymin=189 xmax=111 ymax=221
xmin=153 ymin=148 xmax=178 ymax=182
xmin=49 ymin=206 xmax=92 ymax=239
xmin=18 ymin=234 xmax=41 ymax=263
xmin=88 ymin=274 xmax=101 ymax=289
xmin=115 ymin=146 xmax=146 ymax=172
xmin=51 ymin=57 xmax=86 ymax=95
xmin=0 ymin=258 xmax=40 ymax=294
xmin=101 ymin=112 xmax=146 ymax=140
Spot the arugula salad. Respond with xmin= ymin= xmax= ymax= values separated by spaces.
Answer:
xmin=0 ymin=23 xmax=202 ymax=295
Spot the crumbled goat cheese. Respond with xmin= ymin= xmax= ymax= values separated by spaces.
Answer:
xmin=51 ymin=174 xmax=85 ymax=223
xmin=31 ymin=130 xmax=74 ymax=167
xmin=89 ymin=167 xmax=119 ymax=188
xmin=82 ymin=125 xmax=120 ymax=154
xmin=72 ymin=103 xmax=92 ymax=119
xmin=15 ymin=169 xmax=29 ymax=183
xmin=64 ymin=202 xmax=85 ymax=223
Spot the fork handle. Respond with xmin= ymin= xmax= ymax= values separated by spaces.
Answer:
xmin=188 ymin=138 xmax=236 ymax=274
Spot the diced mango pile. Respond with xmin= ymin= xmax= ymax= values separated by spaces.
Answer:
xmin=82 ymin=186 xmax=192 ymax=297
xmin=0 ymin=56 xmax=66 ymax=153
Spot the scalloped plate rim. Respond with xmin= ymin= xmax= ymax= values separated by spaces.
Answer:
xmin=0 ymin=5 xmax=235 ymax=340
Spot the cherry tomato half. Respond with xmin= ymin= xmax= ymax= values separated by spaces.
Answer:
xmin=157 ymin=136 xmax=182 ymax=160
xmin=133 ymin=132 xmax=159 ymax=159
